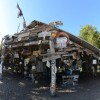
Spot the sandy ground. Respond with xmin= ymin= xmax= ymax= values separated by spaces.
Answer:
xmin=0 ymin=72 xmax=100 ymax=100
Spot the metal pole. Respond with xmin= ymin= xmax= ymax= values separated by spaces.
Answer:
xmin=17 ymin=23 xmax=20 ymax=33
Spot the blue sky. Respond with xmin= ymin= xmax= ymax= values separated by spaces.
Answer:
xmin=0 ymin=0 xmax=100 ymax=42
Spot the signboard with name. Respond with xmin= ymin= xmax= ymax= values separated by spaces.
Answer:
xmin=18 ymin=32 xmax=29 ymax=41
xmin=38 ymin=31 xmax=52 ymax=38
xmin=38 ymin=31 xmax=57 ymax=40
xmin=93 ymin=59 xmax=97 ymax=64
xmin=42 ymin=55 xmax=61 ymax=62
xmin=56 ymin=37 xmax=67 ymax=48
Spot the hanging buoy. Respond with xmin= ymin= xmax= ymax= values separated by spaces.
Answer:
xmin=55 ymin=31 xmax=69 ymax=44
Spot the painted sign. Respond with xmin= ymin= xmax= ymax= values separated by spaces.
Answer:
xmin=55 ymin=31 xmax=69 ymax=44
xmin=56 ymin=37 xmax=67 ymax=48
xmin=42 ymin=55 xmax=61 ymax=62
xmin=93 ymin=59 xmax=97 ymax=64
xmin=38 ymin=31 xmax=57 ymax=40
xmin=18 ymin=32 xmax=29 ymax=41
xmin=38 ymin=31 xmax=52 ymax=37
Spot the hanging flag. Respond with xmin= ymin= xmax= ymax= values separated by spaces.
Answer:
xmin=17 ymin=3 xmax=23 ymax=18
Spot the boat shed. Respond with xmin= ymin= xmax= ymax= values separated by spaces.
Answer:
xmin=1 ymin=20 xmax=100 ymax=82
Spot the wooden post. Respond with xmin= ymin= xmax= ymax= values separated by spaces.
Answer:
xmin=49 ymin=37 xmax=56 ymax=96
xmin=0 ymin=38 xmax=5 ymax=79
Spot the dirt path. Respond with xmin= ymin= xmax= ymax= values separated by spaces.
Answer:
xmin=0 ymin=73 xmax=100 ymax=100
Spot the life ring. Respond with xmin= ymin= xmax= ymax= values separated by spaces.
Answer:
xmin=55 ymin=31 xmax=69 ymax=44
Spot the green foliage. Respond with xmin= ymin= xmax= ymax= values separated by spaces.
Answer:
xmin=79 ymin=25 xmax=100 ymax=49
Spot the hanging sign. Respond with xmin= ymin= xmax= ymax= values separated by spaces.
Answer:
xmin=38 ymin=31 xmax=57 ymax=40
xmin=42 ymin=55 xmax=61 ymax=62
xmin=18 ymin=32 xmax=29 ymax=41
xmin=56 ymin=37 xmax=67 ymax=48
xmin=38 ymin=31 xmax=52 ymax=39
xmin=55 ymin=31 xmax=69 ymax=44
xmin=93 ymin=59 xmax=97 ymax=64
